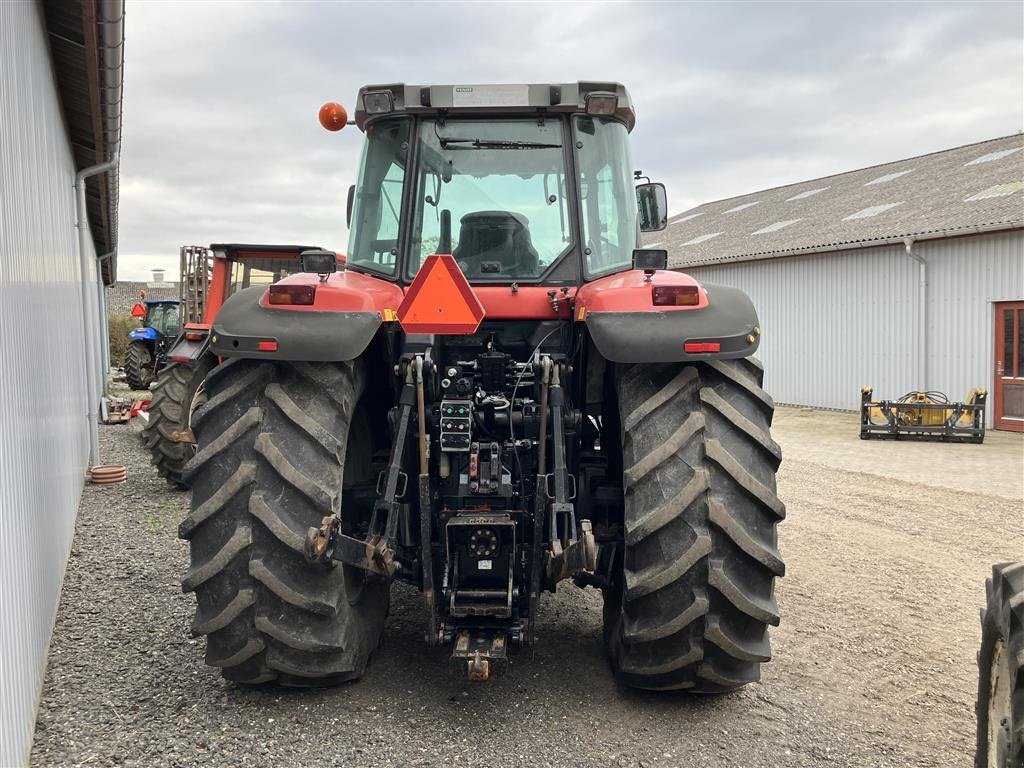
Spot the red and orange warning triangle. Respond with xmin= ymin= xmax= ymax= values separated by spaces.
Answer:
xmin=398 ymin=255 xmax=485 ymax=335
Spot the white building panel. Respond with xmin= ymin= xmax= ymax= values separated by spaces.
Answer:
xmin=920 ymin=230 xmax=1024 ymax=413
xmin=684 ymin=244 xmax=920 ymax=412
xmin=0 ymin=3 xmax=99 ymax=764
xmin=684 ymin=231 xmax=1024 ymax=427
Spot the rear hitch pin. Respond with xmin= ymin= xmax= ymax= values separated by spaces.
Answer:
xmin=467 ymin=652 xmax=489 ymax=682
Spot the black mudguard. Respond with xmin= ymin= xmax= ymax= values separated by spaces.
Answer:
xmin=585 ymin=283 xmax=761 ymax=363
xmin=167 ymin=333 xmax=210 ymax=364
xmin=209 ymin=286 xmax=383 ymax=362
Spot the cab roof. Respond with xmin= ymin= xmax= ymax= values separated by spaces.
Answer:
xmin=353 ymin=82 xmax=635 ymax=132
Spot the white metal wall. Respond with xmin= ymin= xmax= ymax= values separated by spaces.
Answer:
xmin=685 ymin=230 xmax=1024 ymax=427
xmin=0 ymin=3 xmax=100 ymax=765
xmin=921 ymin=230 xmax=1024 ymax=419
xmin=686 ymin=243 xmax=920 ymax=411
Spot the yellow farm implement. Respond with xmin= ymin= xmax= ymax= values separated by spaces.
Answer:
xmin=860 ymin=387 xmax=987 ymax=443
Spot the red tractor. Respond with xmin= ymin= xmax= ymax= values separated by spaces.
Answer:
xmin=178 ymin=82 xmax=785 ymax=690
xmin=144 ymin=244 xmax=318 ymax=486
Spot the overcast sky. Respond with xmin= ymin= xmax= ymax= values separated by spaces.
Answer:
xmin=117 ymin=0 xmax=1023 ymax=281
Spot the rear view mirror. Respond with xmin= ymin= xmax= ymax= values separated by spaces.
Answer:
xmin=300 ymin=249 xmax=339 ymax=279
xmin=130 ymin=302 xmax=146 ymax=319
xmin=636 ymin=182 xmax=668 ymax=232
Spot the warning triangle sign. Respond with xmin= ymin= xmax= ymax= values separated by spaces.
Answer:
xmin=398 ymin=255 xmax=485 ymax=335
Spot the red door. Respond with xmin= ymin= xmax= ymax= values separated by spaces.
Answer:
xmin=994 ymin=301 xmax=1024 ymax=432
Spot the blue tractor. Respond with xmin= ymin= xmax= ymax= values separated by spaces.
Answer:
xmin=125 ymin=299 xmax=182 ymax=390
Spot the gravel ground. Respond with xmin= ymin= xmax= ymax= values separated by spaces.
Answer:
xmin=31 ymin=405 xmax=1023 ymax=768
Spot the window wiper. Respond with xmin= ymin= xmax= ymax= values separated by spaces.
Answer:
xmin=438 ymin=137 xmax=562 ymax=150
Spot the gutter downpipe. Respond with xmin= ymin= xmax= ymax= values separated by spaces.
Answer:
xmin=76 ymin=159 xmax=119 ymax=468
xmin=76 ymin=0 xmax=125 ymax=468
xmin=904 ymin=237 xmax=927 ymax=390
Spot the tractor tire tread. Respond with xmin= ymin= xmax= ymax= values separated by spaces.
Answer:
xmin=143 ymin=359 xmax=215 ymax=487
xmin=124 ymin=341 xmax=154 ymax=391
xmin=975 ymin=562 xmax=1024 ymax=767
xmin=181 ymin=358 xmax=386 ymax=686
xmin=606 ymin=357 xmax=785 ymax=692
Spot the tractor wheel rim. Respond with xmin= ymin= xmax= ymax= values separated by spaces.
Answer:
xmin=988 ymin=636 xmax=1012 ymax=767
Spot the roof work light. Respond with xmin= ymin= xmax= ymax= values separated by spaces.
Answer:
xmin=584 ymin=91 xmax=618 ymax=116
xmin=362 ymin=89 xmax=395 ymax=115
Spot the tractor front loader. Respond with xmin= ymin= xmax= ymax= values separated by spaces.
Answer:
xmin=179 ymin=82 xmax=785 ymax=690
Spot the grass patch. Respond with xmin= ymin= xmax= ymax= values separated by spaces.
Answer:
xmin=108 ymin=314 xmax=140 ymax=368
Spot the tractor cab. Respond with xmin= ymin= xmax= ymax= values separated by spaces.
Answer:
xmin=132 ymin=299 xmax=181 ymax=338
xmin=342 ymin=82 xmax=667 ymax=286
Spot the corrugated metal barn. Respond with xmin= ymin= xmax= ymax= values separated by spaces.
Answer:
xmin=0 ymin=1 xmax=123 ymax=763
xmin=652 ymin=135 xmax=1024 ymax=430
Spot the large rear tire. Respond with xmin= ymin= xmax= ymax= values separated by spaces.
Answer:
xmin=180 ymin=358 xmax=388 ymax=685
xmin=124 ymin=341 xmax=154 ymax=391
xmin=976 ymin=562 xmax=1024 ymax=768
xmin=143 ymin=357 xmax=215 ymax=488
xmin=605 ymin=358 xmax=785 ymax=691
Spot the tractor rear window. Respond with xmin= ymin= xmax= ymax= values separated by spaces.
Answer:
xmin=408 ymin=119 xmax=571 ymax=280
xmin=228 ymin=258 xmax=298 ymax=294
xmin=146 ymin=303 xmax=180 ymax=337
xmin=574 ymin=116 xmax=639 ymax=276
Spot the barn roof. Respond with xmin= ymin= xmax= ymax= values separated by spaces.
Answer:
xmin=650 ymin=133 xmax=1024 ymax=268
xmin=105 ymin=281 xmax=179 ymax=316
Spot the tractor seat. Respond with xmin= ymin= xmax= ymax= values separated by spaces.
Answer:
xmin=453 ymin=211 xmax=540 ymax=278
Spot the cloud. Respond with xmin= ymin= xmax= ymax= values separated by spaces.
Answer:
xmin=116 ymin=0 xmax=1022 ymax=280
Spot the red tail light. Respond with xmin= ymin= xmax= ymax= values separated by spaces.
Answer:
xmin=184 ymin=330 xmax=206 ymax=342
xmin=684 ymin=342 xmax=721 ymax=353
xmin=258 ymin=340 xmax=278 ymax=352
xmin=268 ymin=285 xmax=316 ymax=306
xmin=652 ymin=284 xmax=699 ymax=306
